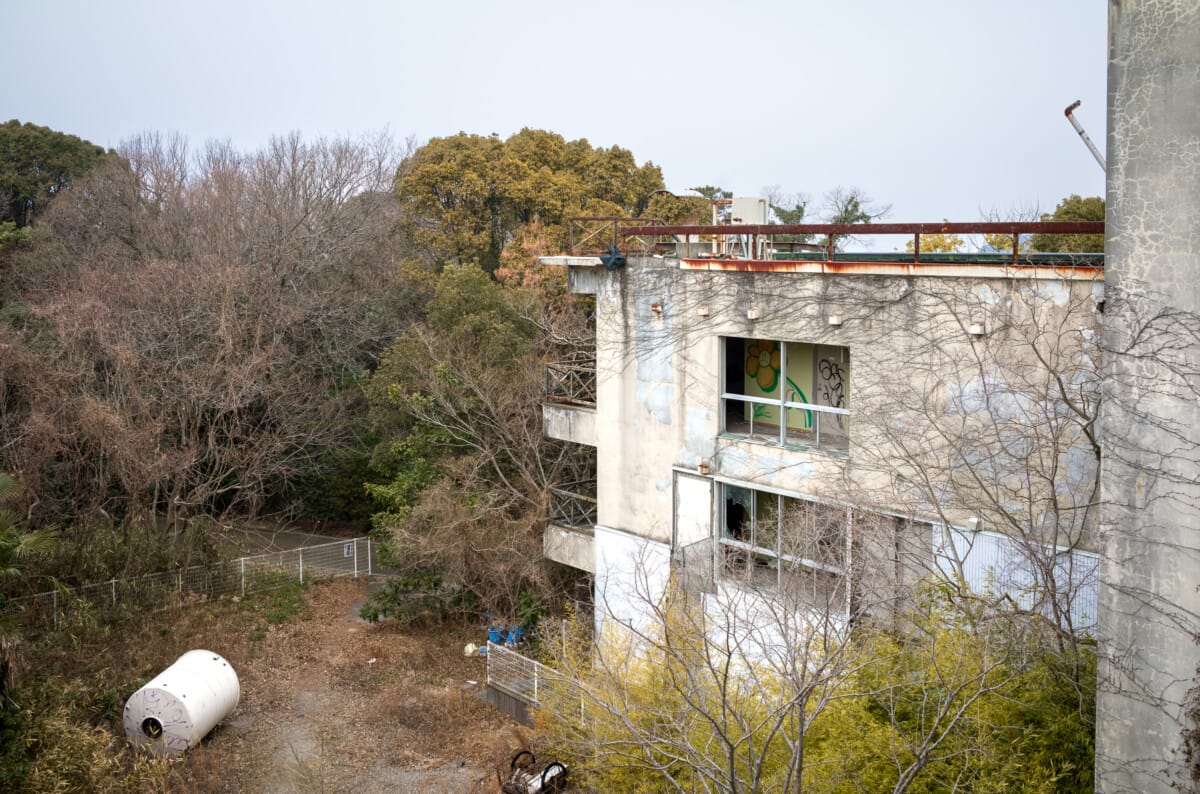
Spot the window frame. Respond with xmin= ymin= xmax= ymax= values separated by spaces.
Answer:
xmin=719 ymin=337 xmax=851 ymax=450
xmin=717 ymin=481 xmax=849 ymax=598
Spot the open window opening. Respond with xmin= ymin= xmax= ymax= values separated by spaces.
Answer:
xmin=719 ymin=483 xmax=849 ymax=611
xmin=721 ymin=338 xmax=850 ymax=454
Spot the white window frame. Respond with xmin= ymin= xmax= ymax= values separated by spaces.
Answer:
xmin=719 ymin=338 xmax=850 ymax=448
xmin=716 ymin=480 xmax=849 ymax=596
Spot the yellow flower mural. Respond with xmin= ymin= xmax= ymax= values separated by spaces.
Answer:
xmin=746 ymin=340 xmax=780 ymax=392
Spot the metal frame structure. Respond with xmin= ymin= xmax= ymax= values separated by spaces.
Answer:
xmin=568 ymin=219 xmax=1104 ymax=268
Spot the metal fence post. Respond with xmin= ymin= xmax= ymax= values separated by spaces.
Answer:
xmin=8 ymin=536 xmax=380 ymax=634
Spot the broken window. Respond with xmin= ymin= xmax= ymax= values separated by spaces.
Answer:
xmin=721 ymin=338 xmax=850 ymax=454
xmin=719 ymin=483 xmax=848 ymax=609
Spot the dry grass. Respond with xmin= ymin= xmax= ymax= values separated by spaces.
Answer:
xmin=11 ymin=577 xmax=525 ymax=793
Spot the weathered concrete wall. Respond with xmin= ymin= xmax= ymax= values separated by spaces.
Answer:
xmin=593 ymin=524 xmax=671 ymax=638
xmin=593 ymin=259 xmax=1102 ymax=545
xmin=1099 ymin=2 xmax=1200 ymax=791
xmin=594 ymin=263 xmax=684 ymax=544
xmin=581 ymin=252 xmax=1105 ymax=648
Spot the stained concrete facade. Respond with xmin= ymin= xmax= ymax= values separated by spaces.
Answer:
xmin=1098 ymin=2 xmax=1200 ymax=791
xmin=544 ymin=252 xmax=1104 ymax=639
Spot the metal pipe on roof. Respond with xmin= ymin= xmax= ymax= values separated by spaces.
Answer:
xmin=1065 ymin=100 xmax=1107 ymax=171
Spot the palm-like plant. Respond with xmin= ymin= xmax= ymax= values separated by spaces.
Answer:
xmin=0 ymin=474 xmax=56 ymax=581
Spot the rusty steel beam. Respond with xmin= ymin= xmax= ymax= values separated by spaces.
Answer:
xmin=679 ymin=257 xmax=1104 ymax=280
xmin=614 ymin=221 xmax=1104 ymax=237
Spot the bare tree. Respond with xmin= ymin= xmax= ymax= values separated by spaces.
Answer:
xmin=538 ymin=533 xmax=1062 ymax=793
xmin=365 ymin=264 xmax=594 ymax=616
xmin=822 ymin=186 xmax=891 ymax=250
xmin=0 ymin=131 xmax=408 ymax=527
xmin=541 ymin=541 xmax=859 ymax=794
xmin=850 ymin=277 xmax=1102 ymax=647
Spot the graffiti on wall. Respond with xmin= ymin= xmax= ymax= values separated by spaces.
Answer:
xmin=816 ymin=353 xmax=847 ymax=434
xmin=744 ymin=340 xmax=813 ymax=429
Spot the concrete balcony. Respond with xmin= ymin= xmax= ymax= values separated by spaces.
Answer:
xmin=542 ymin=357 xmax=597 ymax=447
xmin=542 ymin=403 xmax=596 ymax=447
xmin=544 ymin=524 xmax=594 ymax=573
xmin=544 ymin=481 xmax=597 ymax=573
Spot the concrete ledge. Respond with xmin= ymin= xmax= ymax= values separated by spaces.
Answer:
xmin=537 ymin=256 xmax=603 ymax=267
xmin=542 ymin=403 xmax=596 ymax=447
xmin=544 ymin=523 xmax=594 ymax=573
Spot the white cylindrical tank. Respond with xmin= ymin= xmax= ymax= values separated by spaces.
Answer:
xmin=123 ymin=650 xmax=240 ymax=755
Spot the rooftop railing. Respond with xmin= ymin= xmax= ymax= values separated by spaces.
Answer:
xmin=568 ymin=215 xmax=665 ymax=255
xmin=568 ymin=219 xmax=1105 ymax=268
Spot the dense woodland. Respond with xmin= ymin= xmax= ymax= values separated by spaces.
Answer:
xmin=0 ymin=120 xmax=1105 ymax=791
xmin=0 ymin=123 xmax=682 ymax=602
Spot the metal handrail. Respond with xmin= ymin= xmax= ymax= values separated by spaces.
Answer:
xmin=549 ymin=481 xmax=598 ymax=529
xmin=567 ymin=217 xmax=1104 ymax=264
xmin=612 ymin=220 xmax=1104 ymax=266
xmin=545 ymin=359 xmax=597 ymax=406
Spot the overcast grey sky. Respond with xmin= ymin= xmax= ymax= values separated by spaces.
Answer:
xmin=5 ymin=0 xmax=1107 ymax=224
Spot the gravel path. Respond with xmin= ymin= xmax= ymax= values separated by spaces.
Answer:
xmin=197 ymin=579 xmax=526 ymax=793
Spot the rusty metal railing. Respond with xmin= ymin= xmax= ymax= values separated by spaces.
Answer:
xmin=568 ymin=216 xmax=665 ymax=255
xmin=545 ymin=358 xmax=597 ymax=406
xmin=549 ymin=480 xmax=598 ymax=529
xmin=571 ymin=219 xmax=1104 ymax=266
xmin=610 ymin=221 xmax=1104 ymax=266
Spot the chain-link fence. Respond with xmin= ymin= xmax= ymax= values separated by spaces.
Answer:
xmin=0 ymin=537 xmax=383 ymax=633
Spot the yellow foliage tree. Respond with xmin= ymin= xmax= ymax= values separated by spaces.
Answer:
xmin=537 ymin=580 xmax=1096 ymax=793
xmin=904 ymin=222 xmax=966 ymax=254
xmin=396 ymin=129 xmax=664 ymax=271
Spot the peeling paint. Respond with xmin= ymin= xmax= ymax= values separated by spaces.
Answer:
xmin=1034 ymin=280 xmax=1071 ymax=307
xmin=637 ymin=382 xmax=674 ymax=425
xmin=946 ymin=371 xmax=1033 ymax=419
xmin=974 ymin=285 xmax=1001 ymax=305
xmin=679 ymin=407 xmax=717 ymax=465
xmin=716 ymin=441 xmax=815 ymax=486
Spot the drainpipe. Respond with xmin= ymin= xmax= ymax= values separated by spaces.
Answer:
xmin=1064 ymin=100 xmax=1106 ymax=171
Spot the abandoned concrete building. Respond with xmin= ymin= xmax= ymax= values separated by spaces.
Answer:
xmin=523 ymin=6 xmax=1197 ymax=789
xmin=540 ymin=220 xmax=1104 ymax=644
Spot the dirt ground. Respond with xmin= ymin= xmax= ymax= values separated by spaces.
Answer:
xmin=185 ymin=578 xmax=529 ymax=793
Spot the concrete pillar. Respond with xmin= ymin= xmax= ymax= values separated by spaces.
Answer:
xmin=1099 ymin=2 xmax=1200 ymax=792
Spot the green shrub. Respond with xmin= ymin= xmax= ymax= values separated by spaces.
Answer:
xmin=359 ymin=569 xmax=473 ymax=625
